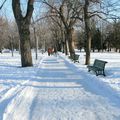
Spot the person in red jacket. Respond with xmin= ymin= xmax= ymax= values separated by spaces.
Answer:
xmin=48 ymin=48 xmax=51 ymax=56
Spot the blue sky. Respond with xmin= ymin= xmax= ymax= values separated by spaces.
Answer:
xmin=0 ymin=0 xmax=120 ymax=21
xmin=0 ymin=0 xmax=13 ymax=20
xmin=0 ymin=0 xmax=45 ymax=21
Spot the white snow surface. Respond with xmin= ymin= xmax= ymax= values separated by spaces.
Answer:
xmin=0 ymin=51 xmax=120 ymax=120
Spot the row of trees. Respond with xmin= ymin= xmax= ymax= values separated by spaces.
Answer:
xmin=1 ymin=18 xmax=119 ymax=53
xmin=0 ymin=0 xmax=120 ymax=67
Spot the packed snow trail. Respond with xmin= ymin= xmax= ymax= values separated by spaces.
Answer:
xmin=2 ymin=54 xmax=120 ymax=120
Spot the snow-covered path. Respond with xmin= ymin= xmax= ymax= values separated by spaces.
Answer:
xmin=1 ymin=54 xmax=120 ymax=120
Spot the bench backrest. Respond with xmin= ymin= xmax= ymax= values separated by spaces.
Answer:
xmin=71 ymin=53 xmax=79 ymax=60
xmin=93 ymin=59 xmax=107 ymax=69
xmin=74 ymin=54 xmax=79 ymax=60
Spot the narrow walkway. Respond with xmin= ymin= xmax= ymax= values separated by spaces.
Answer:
xmin=30 ymin=55 xmax=120 ymax=120
xmin=3 ymin=54 xmax=120 ymax=120
xmin=36 ymin=55 xmax=81 ymax=88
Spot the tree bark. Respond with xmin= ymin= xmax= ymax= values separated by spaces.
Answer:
xmin=84 ymin=0 xmax=91 ymax=65
xmin=18 ymin=21 xmax=33 ymax=67
xmin=64 ymin=34 xmax=69 ymax=55
xmin=12 ymin=0 xmax=34 ymax=67
xmin=65 ymin=39 xmax=69 ymax=55
xmin=66 ymin=28 xmax=75 ymax=57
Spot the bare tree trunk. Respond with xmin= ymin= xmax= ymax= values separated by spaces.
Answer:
xmin=12 ymin=0 xmax=34 ymax=67
xmin=61 ymin=30 xmax=65 ymax=53
xmin=66 ymin=29 xmax=75 ymax=57
xmin=84 ymin=0 xmax=91 ymax=65
xmin=64 ymin=37 xmax=69 ymax=55
xmin=18 ymin=21 xmax=33 ymax=66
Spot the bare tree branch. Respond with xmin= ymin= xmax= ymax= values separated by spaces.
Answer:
xmin=25 ymin=0 xmax=35 ymax=20
xmin=32 ymin=14 xmax=58 ymax=24
xmin=0 ymin=0 xmax=7 ymax=10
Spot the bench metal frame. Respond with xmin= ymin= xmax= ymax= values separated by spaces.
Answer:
xmin=87 ymin=59 xmax=108 ymax=76
xmin=69 ymin=54 xmax=79 ymax=63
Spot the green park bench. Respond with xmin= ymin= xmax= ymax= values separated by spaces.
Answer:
xmin=69 ymin=53 xmax=79 ymax=63
xmin=87 ymin=59 xmax=108 ymax=76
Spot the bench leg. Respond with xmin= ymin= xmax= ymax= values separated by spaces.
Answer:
xmin=96 ymin=71 xmax=98 ymax=76
xmin=96 ymin=71 xmax=101 ymax=76
xmin=96 ymin=70 xmax=106 ymax=76
xmin=103 ymin=70 xmax=106 ymax=76
xmin=88 ymin=68 xmax=106 ymax=76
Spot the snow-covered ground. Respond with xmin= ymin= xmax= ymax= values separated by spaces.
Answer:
xmin=0 ymin=51 xmax=120 ymax=120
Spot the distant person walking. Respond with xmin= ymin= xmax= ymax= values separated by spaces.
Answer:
xmin=48 ymin=48 xmax=52 ymax=56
